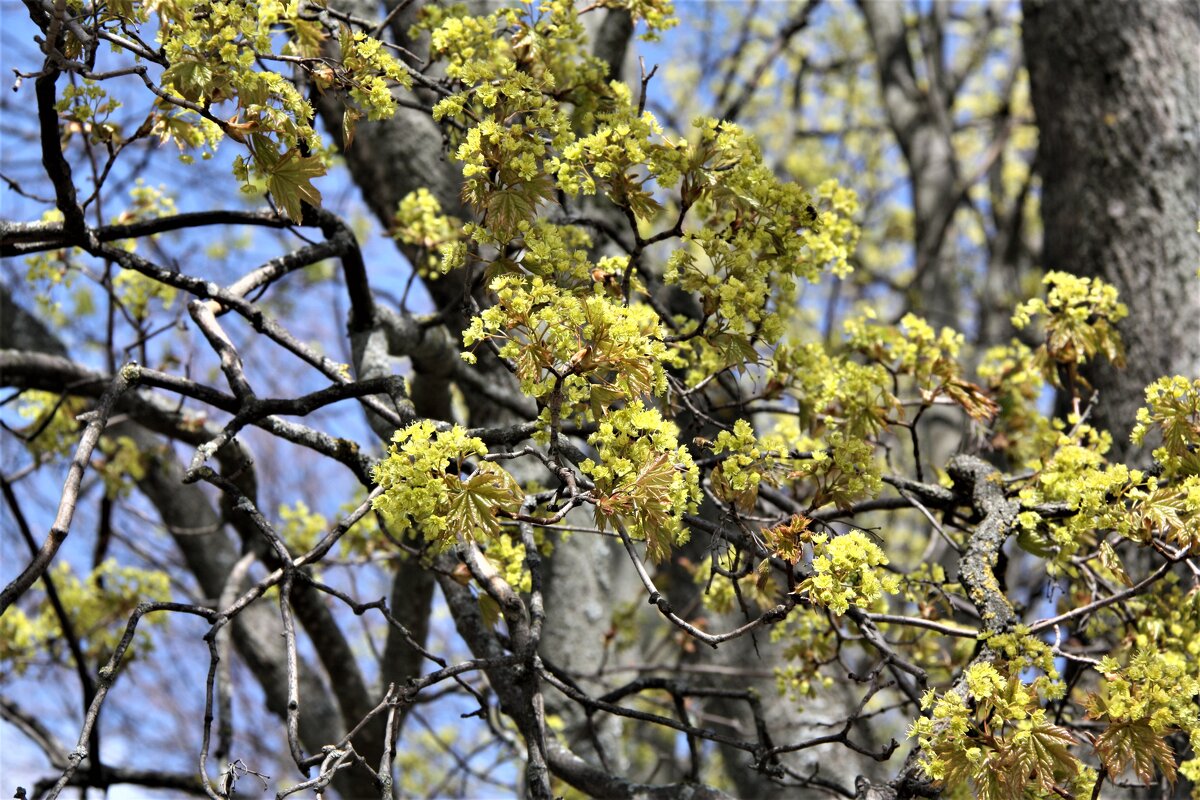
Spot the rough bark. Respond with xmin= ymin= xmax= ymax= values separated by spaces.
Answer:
xmin=1023 ymin=0 xmax=1200 ymax=457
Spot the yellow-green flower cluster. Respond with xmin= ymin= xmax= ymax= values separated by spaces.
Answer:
xmin=152 ymin=112 xmax=224 ymax=163
xmin=1015 ymin=395 xmax=1200 ymax=557
xmin=1012 ymin=271 xmax=1127 ymax=382
xmin=337 ymin=27 xmax=414 ymax=120
xmin=662 ymin=121 xmax=859 ymax=351
xmin=1127 ymin=582 xmax=1200 ymax=669
xmin=554 ymin=85 xmax=666 ymax=218
xmin=457 ymin=220 xmax=607 ymax=288
xmin=1090 ymin=650 xmax=1200 ymax=731
xmin=523 ymin=223 xmax=603 ymax=284
xmin=845 ymin=311 xmax=997 ymax=424
xmin=0 ymin=560 xmax=170 ymax=676
xmin=114 ymin=272 xmax=178 ymax=321
xmin=981 ymin=627 xmax=1059 ymax=679
xmin=425 ymin=1 xmax=609 ymax=241
xmin=846 ymin=311 xmax=961 ymax=383
xmin=423 ymin=1 xmax=607 ymax=93
xmin=16 ymin=391 xmax=88 ymax=460
xmin=55 ymin=80 xmax=123 ymax=145
xmin=159 ymin=0 xmax=316 ymax=142
xmin=1086 ymin=649 xmax=1199 ymax=786
xmin=321 ymin=488 xmax=398 ymax=563
xmin=771 ymin=605 xmax=837 ymax=701
xmin=150 ymin=0 xmax=413 ymax=213
xmin=1015 ymin=423 xmax=1136 ymax=566
xmin=372 ymin=421 xmax=523 ymax=552
xmin=768 ymin=342 xmax=897 ymax=439
xmin=423 ymin=2 xmax=860 ymax=387
xmin=278 ymin=500 xmax=328 ymax=555
xmin=708 ymin=419 xmax=792 ymax=512
xmin=696 ymin=546 xmax=777 ymax=618
xmin=792 ymin=431 xmax=882 ymax=511
xmin=669 ymin=327 xmax=758 ymax=385
xmin=592 ymin=0 xmax=678 ymax=40
xmin=485 ymin=534 xmax=532 ymax=594
xmin=1132 ymin=375 xmax=1200 ymax=477
xmin=97 ymin=435 xmax=149 ymax=499
xmin=25 ymin=210 xmax=76 ymax=305
xmin=104 ymin=183 xmax=181 ymax=317
xmin=393 ymin=189 xmax=463 ymax=278
xmin=582 ymin=403 xmax=700 ymax=562
xmin=910 ymin=665 xmax=1081 ymax=800
xmin=462 ymin=275 xmax=672 ymax=418
xmin=797 ymin=530 xmax=898 ymax=615
xmin=803 ymin=179 xmax=860 ymax=278
xmin=1116 ymin=583 xmax=1200 ymax=785
xmin=690 ymin=549 xmax=776 ymax=614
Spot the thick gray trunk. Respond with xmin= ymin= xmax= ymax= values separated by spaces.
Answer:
xmin=1023 ymin=0 xmax=1200 ymax=458
xmin=1025 ymin=5 xmax=1198 ymax=797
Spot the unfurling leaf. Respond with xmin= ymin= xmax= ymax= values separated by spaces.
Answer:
xmin=1094 ymin=719 xmax=1177 ymax=786
xmin=762 ymin=515 xmax=812 ymax=564
xmin=944 ymin=377 xmax=999 ymax=424
xmin=444 ymin=463 xmax=523 ymax=541
xmin=264 ymin=149 xmax=326 ymax=222
xmin=343 ymin=107 xmax=362 ymax=148
xmin=1098 ymin=541 xmax=1133 ymax=587
xmin=710 ymin=462 xmax=758 ymax=512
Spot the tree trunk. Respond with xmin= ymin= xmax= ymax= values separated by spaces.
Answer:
xmin=1023 ymin=0 xmax=1200 ymax=459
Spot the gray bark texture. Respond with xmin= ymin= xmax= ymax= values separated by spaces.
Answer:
xmin=1023 ymin=0 xmax=1200 ymax=456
